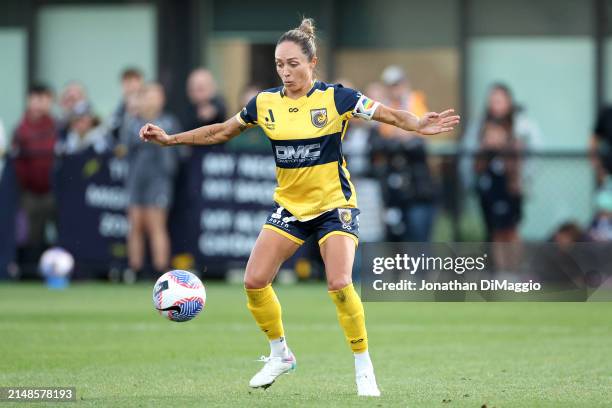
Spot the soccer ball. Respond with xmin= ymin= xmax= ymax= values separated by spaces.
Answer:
xmin=152 ymin=270 xmax=206 ymax=322
xmin=39 ymin=247 xmax=74 ymax=277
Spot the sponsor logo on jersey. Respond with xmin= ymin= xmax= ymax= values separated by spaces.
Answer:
xmin=274 ymin=143 xmax=321 ymax=164
xmin=310 ymin=108 xmax=328 ymax=128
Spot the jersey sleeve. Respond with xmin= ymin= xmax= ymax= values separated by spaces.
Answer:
xmin=235 ymin=94 xmax=258 ymax=128
xmin=333 ymin=84 xmax=380 ymax=121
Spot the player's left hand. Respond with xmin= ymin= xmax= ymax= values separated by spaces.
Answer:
xmin=417 ymin=109 xmax=460 ymax=135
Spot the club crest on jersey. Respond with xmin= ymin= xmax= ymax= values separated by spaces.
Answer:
xmin=338 ymin=208 xmax=352 ymax=229
xmin=310 ymin=108 xmax=328 ymax=128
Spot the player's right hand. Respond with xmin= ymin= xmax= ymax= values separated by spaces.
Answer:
xmin=139 ymin=123 xmax=173 ymax=146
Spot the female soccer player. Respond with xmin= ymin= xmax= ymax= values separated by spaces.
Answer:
xmin=139 ymin=18 xmax=460 ymax=397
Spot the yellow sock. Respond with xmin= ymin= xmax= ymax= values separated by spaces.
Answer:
xmin=245 ymin=284 xmax=284 ymax=340
xmin=328 ymin=283 xmax=368 ymax=353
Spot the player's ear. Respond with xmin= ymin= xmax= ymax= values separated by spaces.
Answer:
xmin=310 ymin=56 xmax=318 ymax=70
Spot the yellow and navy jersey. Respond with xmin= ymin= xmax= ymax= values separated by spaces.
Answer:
xmin=235 ymin=81 xmax=380 ymax=221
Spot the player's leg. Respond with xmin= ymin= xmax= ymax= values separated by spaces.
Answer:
xmin=144 ymin=207 xmax=170 ymax=274
xmin=245 ymin=228 xmax=301 ymax=388
xmin=127 ymin=206 xmax=146 ymax=273
xmin=320 ymin=233 xmax=380 ymax=397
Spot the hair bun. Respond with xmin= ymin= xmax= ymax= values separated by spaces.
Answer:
xmin=298 ymin=18 xmax=315 ymax=39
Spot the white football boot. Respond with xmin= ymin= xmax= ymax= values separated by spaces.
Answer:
xmin=249 ymin=350 xmax=296 ymax=389
xmin=356 ymin=370 xmax=381 ymax=397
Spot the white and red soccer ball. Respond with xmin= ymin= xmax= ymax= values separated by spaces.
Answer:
xmin=152 ymin=270 xmax=206 ymax=322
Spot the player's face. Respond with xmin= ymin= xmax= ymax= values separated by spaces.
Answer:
xmin=275 ymin=41 xmax=316 ymax=95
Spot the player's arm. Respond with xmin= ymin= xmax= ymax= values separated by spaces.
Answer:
xmin=139 ymin=116 xmax=245 ymax=147
xmin=341 ymin=89 xmax=460 ymax=136
xmin=372 ymin=104 xmax=460 ymax=136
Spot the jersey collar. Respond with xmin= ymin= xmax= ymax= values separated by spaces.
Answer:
xmin=281 ymin=80 xmax=318 ymax=98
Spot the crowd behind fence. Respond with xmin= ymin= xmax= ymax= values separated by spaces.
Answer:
xmin=0 ymin=65 xmax=608 ymax=281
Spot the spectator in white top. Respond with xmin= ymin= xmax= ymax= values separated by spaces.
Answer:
xmin=461 ymin=83 xmax=542 ymax=192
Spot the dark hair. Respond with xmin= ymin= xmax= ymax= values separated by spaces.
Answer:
xmin=480 ymin=82 xmax=516 ymax=140
xmin=121 ymin=67 xmax=143 ymax=80
xmin=29 ymin=83 xmax=53 ymax=96
xmin=490 ymin=82 xmax=513 ymax=102
xmin=554 ymin=221 xmax=585 ymax=243
xmin=277 ymin=18 xmax=317 ymax=60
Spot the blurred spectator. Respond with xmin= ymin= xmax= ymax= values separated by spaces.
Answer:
xmin=121 ymin=83 xmax=181 ymax=278
xmin=108 ymin=67 xmax=144 ymax=143
xmin=536 ymin=221 xmax=589 ymax=290
xmin=56 ymin=102 xmax=108 ymax=155
xmin=334 ymin=78 xmax=377 ymax=176
xmin=11 ymin=84 xmax=58 ymax=261
xmin=467 ymin=84 xmax=542 ymax=243
xmin=184 ymin=68 xmax=227 ymax=129
xmin=475 ymin=120 xmax=523 ymax=240
xmin=0 ymin=118 xmax=6 ymax=169
xmin=474 ymin=120 xmax=523 ymax=273
xmin=590 ymin=106 xmax=612 ymax=185
xmin=58 ymin=82 xmax=89 ymax=139
xmin=587 ymin=181 xmax=612 ymax=242
xmin=226 ymin=84 xmax=269 ymax=152
xmin=372 ymin=66 xmax=437 ymax=242
xmin=461 ymin=83 xmax=541 ymax=194
xmin=0 ymin=117 xmax=5 ymax=153
xmin=551 ymin=221 xmax=587 ymax=249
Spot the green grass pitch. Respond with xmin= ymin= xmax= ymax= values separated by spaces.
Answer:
xmin=0 ymin=282 xmax=611 ymax=407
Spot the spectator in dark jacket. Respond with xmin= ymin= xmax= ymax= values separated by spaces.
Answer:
xmin=373 ymin=66 xmax=437 ymax=242
xmin=184 ymin=68 xmax=227 ymax=129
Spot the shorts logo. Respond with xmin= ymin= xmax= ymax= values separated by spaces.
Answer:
xmin=271 ymin=207 xmax=283 ymax=219
xmin=310 ymin=108 xmax=328 ymax=128
xmin=268 ymin=206 xmax=295 ymax=230
xmin=338 ymin=208 xmax=353 ymax=230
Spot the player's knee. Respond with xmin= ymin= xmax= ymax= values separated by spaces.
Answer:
xmin=327 ymin=276 xmax=352 ymax=291
xmin=244 ymin=271 xmax=270 ymax=289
